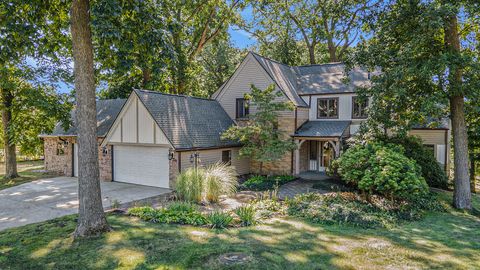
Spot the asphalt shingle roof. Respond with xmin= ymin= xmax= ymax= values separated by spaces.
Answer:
xmin=134 ymin=89 xmax=239 ymax=150
xmin=251 ymin=52 xmax=308 ymax=107
xmin=294 ymin=121 xmax=351 ymax=137
xmin=45 ymin=98 xmax=126 ymax=137
xmin=250 ymin=52 xmax=371 ymax=96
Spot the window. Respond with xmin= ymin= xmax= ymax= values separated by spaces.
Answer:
xmin=352 ymin=96 xmax=368 ymax=119
xmin=222 ymin=150 xmax=232 ymax=165
xmin=236 ymin=98 xmax=249 ymax=119
xmin=317 ymin=98 xmax=338 ymax=119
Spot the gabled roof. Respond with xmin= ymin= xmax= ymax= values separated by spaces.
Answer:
xmin=294 ymin=121 xmax=351 ymax=138
xmin=134 ymin=89 xmax=240 ymax=150
xmin=250 ymin=52 xmax=308 ymax=107
xmin=248 ymin=52 xmax=371 ymax=96
xmin=42 ymin=98 xmax=126 ymax=137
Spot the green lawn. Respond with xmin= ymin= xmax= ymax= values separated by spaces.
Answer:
xmin=0 ymin=191 xmax=478 ymax=270
xmin=0 ymin=160 xmax=58 ymax=190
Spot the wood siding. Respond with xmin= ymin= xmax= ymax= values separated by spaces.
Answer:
xmin=215 ymin=53 xmax=294 ymax=119
xmin=180 ymin=148 xmax=250 ymax=175
xmin=104 ymin=94 xmax=170 ymax=146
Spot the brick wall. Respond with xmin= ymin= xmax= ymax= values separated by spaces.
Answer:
xmin=43 ymin=137 xmax=112 ymax=181
xmin=251 ymin=116 xmax=296 ymax=175
xmin=299 ymin=141 xmax=309 ymax=173
xmin=99 ymin=143 xmax=112 ymax=181
xmin=44 ymin=137 xmax=75 ymax=176
xmin=169 ymin=150 xmax=179 ymax=189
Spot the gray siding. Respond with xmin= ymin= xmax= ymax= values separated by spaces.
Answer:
xmin=215 ymin=54 xmax=294 ymax=119
xmin=179 ymin=148 xmax=250 ymax=175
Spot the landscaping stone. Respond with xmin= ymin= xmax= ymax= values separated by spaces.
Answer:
xmin=219 ymin=253 xmax=251 ymax=265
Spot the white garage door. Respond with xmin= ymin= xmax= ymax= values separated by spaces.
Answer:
xmin=114 ymin=145 xmax=169 ymax=188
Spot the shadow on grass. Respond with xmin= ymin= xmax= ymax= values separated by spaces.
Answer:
xmin=0 ymin=193 xmax=479 ymax=269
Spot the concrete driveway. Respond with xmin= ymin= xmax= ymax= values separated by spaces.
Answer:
xmin=0 ymin=177 xmax=171 ymax=231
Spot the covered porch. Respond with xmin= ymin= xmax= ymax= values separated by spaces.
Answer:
xmin=293 ymin=121 xmax=351 ymax=175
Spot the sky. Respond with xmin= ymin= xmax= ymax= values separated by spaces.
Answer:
xmin=229 ymin=27 xmax=256 ymax=49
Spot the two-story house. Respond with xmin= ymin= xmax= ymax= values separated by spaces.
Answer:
xmin=213 ymin=52 xmax=450 ymax=176
xmin=42 ymin=52 xmax=450 ymax=189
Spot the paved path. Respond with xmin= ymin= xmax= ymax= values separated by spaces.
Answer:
xmin=0 ymin=177 xmax=171 ymax=231
xmin=278 ymin=179 xmax=328 ymax=199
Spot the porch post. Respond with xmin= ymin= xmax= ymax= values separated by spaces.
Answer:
xmin=294 ymin=139 xmax=300 ymax=175
xmin=333 ymin=140 xmax=340 ymax=158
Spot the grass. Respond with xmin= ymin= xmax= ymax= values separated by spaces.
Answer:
xmin=0 ymin=160 xmax=58 ymax=190
xmin=0 ymin=191 xmax=478 ymax=269
xmin=0 ymin=160 xmax=57 ymax=189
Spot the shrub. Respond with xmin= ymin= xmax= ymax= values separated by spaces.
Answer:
xmin=242 ymin=175 xmax=295 ymax=191
xmin=286 ymin=192 xmax=445 ymax=228
xmin=252 ymin=197 xmax=286 ymax=218
xmin=166 ymin=201 xmax=197 ymax=213
xmin=235 ymin=205 xmax=257 ymax=226
xmin=127 ymin=206 xmax=158 ymax=220
xmin=176 ymin=163 xmax=239 ymax=203
xmin=128 ymin=204 xmax=207 ymax=226
xmin=207 ymin=211 xmax=233 ymax=229
xmin=332 ymin=142 xmax=428 ymax=200
xmin=175 ymin=168 xmax=205 ymax=203
xmin=205 ymin=163 xmax=238 ymax=203
xmin=380 ymin=136 xmax=449 ymax=189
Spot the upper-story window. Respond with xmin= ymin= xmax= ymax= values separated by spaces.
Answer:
xmin=236 ymin=98 xmax=249 ymax=119
xmin=317 ymin=98 xmax=338 ymax=119
xmin=352 ymin=96 xmax=368 ymax=119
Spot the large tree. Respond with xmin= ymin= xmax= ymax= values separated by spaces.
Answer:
xmin=92 ymin=0 xmax=174 ymax=98
xmin=195 ymin=38 xmax=244 ymax=97
xmin=70 ymin=0 xmax=109 ymax=237
xmin=95 ymin=0 xmax=243 ymax=98
xmin=0 ymin=0 xmax=72 ymax=178
xmin=165 ymin=0 xmax=243 ymax=95
xmin=350 ymin=0 xmax=479 ymax=209
xmin=246 ymin=0 xmax=373 ymax=64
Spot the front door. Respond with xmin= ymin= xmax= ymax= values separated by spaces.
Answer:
xmin=319 ymin=142 xmax=334 ymax=171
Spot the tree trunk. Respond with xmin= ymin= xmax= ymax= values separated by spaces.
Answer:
xmin=450 ymin=96 xmax=472 ymax=209
xmin=1 ymin=89 xmax=18 ymax=179
xmin=470 ymin=155 xmax=476 ymax=193
xmin=327 ymin=38 xmax=338 ymax=62
xmin=71 ymin=0 xmax=110 ymax=237
xmin=141 ymin=68 xmax=151 ymax=88
xmin=307 ymin=44 xmax=316 ymax=65
xmin=445 ymin=14 xmax=471 ymax=209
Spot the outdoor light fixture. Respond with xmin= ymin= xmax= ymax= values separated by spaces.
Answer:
xmin=102 ymin=146 xmax=108 ymax=156
xmin=59 ymin=138 xmax=69 ymax=146
xmin=168 ymin=149 xmax=174 ymax=160
xmin=189 ymin=152 xmax=200 ymax=169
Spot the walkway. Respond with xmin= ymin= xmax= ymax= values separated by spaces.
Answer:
xmin=278 ymin=171 xmax=331 ymax=199
xmin=0 ymin=177 xmax=171 ymax=231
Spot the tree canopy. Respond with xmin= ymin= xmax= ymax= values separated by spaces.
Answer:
xmin=349 ymin=0 xmax=479 ymax=208
xmin=244 ymin=0 xmax=373 ymax=64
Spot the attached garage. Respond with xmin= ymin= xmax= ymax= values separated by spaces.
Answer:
xmin=101 ymin=89 xmax=247 ymax=189
xmin=113 ymin=145 xmax=169 ymax=188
